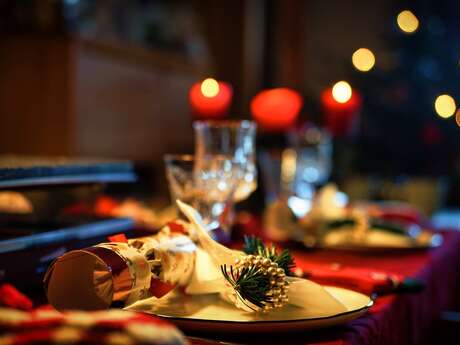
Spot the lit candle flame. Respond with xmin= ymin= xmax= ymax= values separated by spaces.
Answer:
xmin=332 ymin=81 xmax=352 ymax=103
xmin=201 ymin=78 xmax=220 ymax=98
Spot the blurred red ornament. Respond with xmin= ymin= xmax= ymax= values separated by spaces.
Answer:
xmin=250 ymin=88 xmax=303 ymax=132
xmin=167 ymin=221 xmax=187 ymax=234
xmin=189 ymin=78 xmax=233 ymax=119
xmin=0 ymin=283 xmax=33 ymax=310
xmin=94 ymin=196 xmax=119 ymax=216
xmin=321 ymin=85 xmax=362 ymax=137
xmin=107 ymin=233 xmax=128 ymax=243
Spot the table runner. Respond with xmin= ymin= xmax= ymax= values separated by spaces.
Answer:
xmin=189 ymin=230 xmax=460 ymax=345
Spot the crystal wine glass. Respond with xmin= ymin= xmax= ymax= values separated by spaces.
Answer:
xmin=290 ymin=125 xmax=332 ymax=197
xmin=193 ymin=120 xmax=257 ymax=203
xmin=286 ymin=125 xmax=333 ymax=217
xmin=164 ymin=154 xmax=237 ymax=231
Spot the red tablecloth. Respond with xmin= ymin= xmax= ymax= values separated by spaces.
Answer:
xmin=190 ymin=230 xmax=460 ymax=345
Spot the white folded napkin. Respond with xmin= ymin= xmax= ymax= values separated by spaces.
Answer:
xmin=177 ymin=200 xmax=347 ymax=314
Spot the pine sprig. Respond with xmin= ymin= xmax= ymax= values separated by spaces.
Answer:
xmin=242 ymin=236 xmax=295 ymax=275
xmin=221 ymin=264 xmax=271 ymax=310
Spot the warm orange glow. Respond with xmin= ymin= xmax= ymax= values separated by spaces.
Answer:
xmin=397 ymin=10 xmax=419 ymax=33
xmin=332 ymin=81 xmax=352 ymax=103
xmin=250 ymin=88 xmax=303 ymax=131
xmin=434 ymin=94 xmax=456 ymax=118
xmin=352 ymin=48 xmax=376 ymax=72
xmin=189 ymin=80 xmax=233 ymax=119
xmin=456 ymin=109 xmax=460 ymax=127
xmin=201 ymin=78 xmax=220 ymax=97
xmin=321 ymin=86 xmax=362 ymax=137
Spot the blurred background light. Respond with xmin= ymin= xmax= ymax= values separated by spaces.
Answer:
xmin=352 ymin=48 xmax=376 ymax=72
xmin=288 ymin=196 xmax=311 ymax=218
xmin=456 ymin=109 xmax=460 ymax=127
xmin=281 ymin=148 xmax=297 ymax=184
xmin=201 ymin=78 xmax=219 ymax=97
xmin=434 ymin=94 xmax=456 ymax=118
xmin=332 ymin=81 xmax=352 ymax=103
xmin=397 ymin=10 xmax=419 ymax=34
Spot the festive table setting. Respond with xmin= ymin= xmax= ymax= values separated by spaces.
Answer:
xmin=1 ymin=77 xmax=459 ymax=345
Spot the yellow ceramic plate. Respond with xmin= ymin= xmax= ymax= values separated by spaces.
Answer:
xmin=127 ymin=286 xmax=373 ymax=333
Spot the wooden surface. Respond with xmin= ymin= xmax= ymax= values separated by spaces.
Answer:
xmin=75 ymin=40 xmax=196 ymax=161
xmin=0 ymin=35 xmax=75 ymax=156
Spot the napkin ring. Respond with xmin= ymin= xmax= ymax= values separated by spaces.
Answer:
xmin=222 ymin=254 xmax=289 ymax=312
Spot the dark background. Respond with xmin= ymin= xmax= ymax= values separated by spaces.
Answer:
xmin=1 ymin=0 xmax=459 ymax=213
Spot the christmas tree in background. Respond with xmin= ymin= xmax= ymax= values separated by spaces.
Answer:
xmin=348 ymin=7 xmax=460 ymax=177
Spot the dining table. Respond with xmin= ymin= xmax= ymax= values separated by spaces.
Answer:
xmin=187 ymin=229 xmax=460 ymax=345
xmin=2 ymin=225 xmax=459 ymax=345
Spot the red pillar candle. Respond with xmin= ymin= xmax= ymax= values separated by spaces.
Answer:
xmin=321 ymin=81 xmax=362 ymax=137
xmin=189 ymin=78 xmax=233 ymax=119
xmin=250 ymin=88 xmax=303 ymax=132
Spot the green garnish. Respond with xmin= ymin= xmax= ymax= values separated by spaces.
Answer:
xmin=221 ymin=264 xmax=272 ymax=311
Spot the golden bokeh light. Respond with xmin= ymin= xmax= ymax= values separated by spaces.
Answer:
xmin=201 ymin=78 xmax=220 ymax=97
xmin=281 ymin=148 xmax=297 ymax=185
xmin=332 ymin=81 xmax=352 ymax=103
xmin=352 ymin=48 xmax=376 ymax=72
xmin=455 ymin=109 xmax=460 ymax=127
xmin=397 ymin=10 xmax=419 ymax=34
xmin=434 ymin=94 xmax=456 ymax=118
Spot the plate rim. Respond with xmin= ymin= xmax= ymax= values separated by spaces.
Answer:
xmin=150 ymin=288 xmax=375 ymax=325
xmin=314 ymin=231 xmax=443 ymax=251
